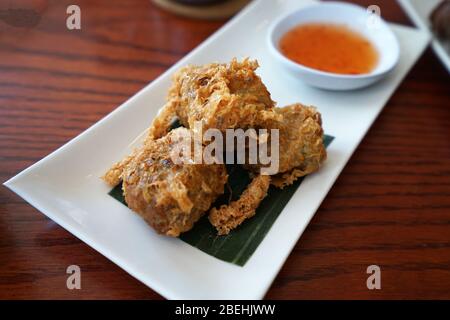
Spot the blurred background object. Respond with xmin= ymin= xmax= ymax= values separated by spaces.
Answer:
xmin=430 ymin=0 xmax=450 ymax=40
xmin=397 ymin=0 xmax=450 ymax=72
xmin=0 ymin=0 xmax=48 ymax=28
xmin=152 ymin=0 xmax=249 ymax=20
xmin=175 ymin=0 xmax=226 ymax=4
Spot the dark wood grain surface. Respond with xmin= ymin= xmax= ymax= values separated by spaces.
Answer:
xmin=1 ymin=0 xmax=449 ymax=299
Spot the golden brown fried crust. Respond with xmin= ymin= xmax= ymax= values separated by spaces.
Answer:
xmin=147 ymin=100 xmax=177 ymax=140
xmin=246 ymin=103 xmax=326 ymax=188
xmin=104 ymin=59 xmax=328 ymax=236
xmin=122 ymin=128 xmax=227 ymax=237
xmin=208 ymin=174 xmax=271 ymax=235
xmin=102 ymin=154 xmax=135 ymax=187
xmin=148 ymin=58 xmax=279 ymax=139
xmin=276 ymin=104 xmax=326 ymax=173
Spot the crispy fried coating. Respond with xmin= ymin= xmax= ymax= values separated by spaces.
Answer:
xmin=147 ymin=100 xmax=177 ymax=140
xmin=272 ymin=104 xmax=326 ymax=188
xmin=104 ymin=58 xmax=328 ymax=237
xmin=121 ymin=128 xmax=227 ymax=236
xmin=246 ymin=103 xmax=326 ymax=188
xmin=103 ymin=154 xmax=135 ymax=187
xmin=208 ymin=174 xmax=271 ymax=235
xmin=148 ymin=58 xmax=279 ymax=139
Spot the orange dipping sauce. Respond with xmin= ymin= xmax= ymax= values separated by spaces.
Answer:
xmin=279 ymin=23 xmax=379 ymax=75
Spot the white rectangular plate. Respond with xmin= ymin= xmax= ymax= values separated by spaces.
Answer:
xmin=4 ymin=0 xmax=429 ymax=299
xmin=397 ymin=0 xmax=450 ymax=73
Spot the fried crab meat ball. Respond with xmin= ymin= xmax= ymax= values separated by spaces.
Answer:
xmin=208 ymin=104 xmax=326 ymax=234
xmin=245 ymin=103 xmax=327 ymax=189
xmin=103 ymin=59 xmax=327 ymax=236
xmin=109 ymin=128 xmax=228 ymax=237
xmin=149 ymin=58 xmax=280 ymax=139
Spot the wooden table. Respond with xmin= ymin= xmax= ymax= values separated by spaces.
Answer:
xmin=1 ymin=0 xmax=449 ymax=299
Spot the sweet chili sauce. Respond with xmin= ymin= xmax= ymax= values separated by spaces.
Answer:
xmin=279 ymin=23 xmax=379 ymax=75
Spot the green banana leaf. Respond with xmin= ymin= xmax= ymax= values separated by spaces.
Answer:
xmin=108 ymin=135 xmax=333 ymax=266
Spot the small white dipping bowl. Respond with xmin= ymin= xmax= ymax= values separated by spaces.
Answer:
xmin=268 ymin=1 xmax=400 ymax=90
